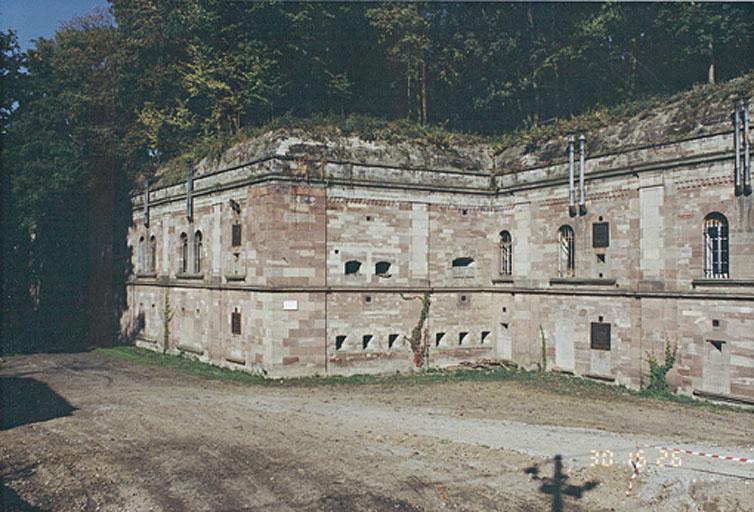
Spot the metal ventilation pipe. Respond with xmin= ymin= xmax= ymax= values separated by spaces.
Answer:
xmin=744 ymin=98 xmax=752 ymax=196
xmin=567 ymin=135 xmax=576 ymax=217
xmin=578 ymin=133 xmax=587 ymax=216
xmin=144 ymin=178 xmax=150 ymax=227
xmin=186 ymin=160 xmax=194 ymax=221
xmin=734 ymin=100 xmax=742 ymax=196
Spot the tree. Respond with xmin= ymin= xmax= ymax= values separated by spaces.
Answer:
xmin=2 ymin=11 xmax=118 ymax=352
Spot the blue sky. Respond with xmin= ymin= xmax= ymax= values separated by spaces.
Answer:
xmin=2 ymin=0 xmax=109 ymax=49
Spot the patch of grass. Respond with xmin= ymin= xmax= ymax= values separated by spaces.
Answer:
xmin=98 ymin=346 xmax=747 ymax=412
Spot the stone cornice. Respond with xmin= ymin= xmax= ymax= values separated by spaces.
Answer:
xmin=127 ymin=278 xmax=754 ymax=301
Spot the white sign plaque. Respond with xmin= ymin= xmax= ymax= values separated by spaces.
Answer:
xmin=283 ymin=300 xmax=298 ymax=311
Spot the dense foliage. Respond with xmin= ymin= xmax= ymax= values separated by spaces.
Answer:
xmin=2 ymin=2 xmax=753 ymax=352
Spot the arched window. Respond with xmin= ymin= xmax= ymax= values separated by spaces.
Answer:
xmin=149 ymin=235 xmax=157 ymax=273
xmin=704 ymin=213 xmax=729 ymax=279
xmin=558 ymin=225 xmax=575 ymax=278
xmin=137 ymin=236 xmax=145 ymax=273
xmin=180 ymin=233 xmax=188 ymax=273
xmin=194 ymin=230 xmax=203 ymax=274
xmin=499 ymin=230 xmax=512 ymax=276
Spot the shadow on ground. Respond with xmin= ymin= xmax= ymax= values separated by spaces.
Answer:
xmin=525 ymin=455 xmax=599 ymax=512
xmin=1 ymin=481 xmax=47 ymax=511
xmin=1 ymin=376 xmax=76 ymax=430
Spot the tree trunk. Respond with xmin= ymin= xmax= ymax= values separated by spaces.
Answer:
xmin=421 ymin=60 xmax=427 ymax=125
xmin=707 ymin=38 xmax=715 ymax=85
xmin=407 ymin=60 xmax=412 ymax=120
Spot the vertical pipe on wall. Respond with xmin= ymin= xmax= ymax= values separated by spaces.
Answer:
xmin=567 ymin=135 xmax=576 ymax=217
xmin=744 ymin=98 xmax=752 ymax=195
xmin=734 ymin=100 xmax=742 ymax=196
xmin=143 ymin=178 xmax=150 ymax=228
xmin=186 ymin=160 xmax=194 ymax=220
xmin=578 ymin=133 xmax=587 ymax=216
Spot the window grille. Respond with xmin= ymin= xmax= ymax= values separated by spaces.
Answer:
xmin=590 ymin=322 xmax=611 ymax=350
xmin=231 ymin=310 xmax=241 ymax=334
xmin=194 ymin=231 xmax=203 ymax=274
xmin=499 ymin=230 xmax=512 ymax=275
xmin=558 ymin=225 xmax=575 ymax=277
xmin=592 ymin=222 xmax=609 ymax=248
xmin=704 ymin=213 xmax=729 ymax=279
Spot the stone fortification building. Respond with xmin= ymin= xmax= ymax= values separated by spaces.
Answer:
xmin=124 ymin=86 xmax=754 ymax=403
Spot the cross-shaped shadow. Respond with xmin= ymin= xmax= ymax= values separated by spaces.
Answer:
xmin=525 ymin=455 xmax=599 ymax=512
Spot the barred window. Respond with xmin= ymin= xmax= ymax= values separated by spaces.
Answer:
xmin=180 ymin=232 xmax=188 ymax=273
xmin=194 ymin=230 xmax=203 ymax=274
xmin=231 ymin=223 xmax=241 ymax=247
xmin=149 ymin=235 xmax=157 ymax=273
xmin=499 ymin=230 xmax=512 ymax=276
xmin=138 ymin=236 xmax=145 ymax=272
xmin=558 ymin=225 xmax=575 ymax=278
xmin=231 ymin=309 xmax=241 ymax=335
xmin=704 ymin=213 xmax=729 ymax=279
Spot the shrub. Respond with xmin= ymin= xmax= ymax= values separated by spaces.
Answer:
xmin=646 ymin=339 xmax=677 ymax=396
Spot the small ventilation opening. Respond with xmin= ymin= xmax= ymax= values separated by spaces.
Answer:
xmin=362 ymin=334 xmax=373 ymax=350
xmin=335 ymin=335 xmax=346 ymax=351
xmin=459 ymin=294 xmax=469 ymax=305
xmin=388 ymin=334 xmax=399 ymax=349
xmin=708 ymin=339 xmax=725 ymax=352
xmin=366 ymin=215 xmax=372 ymax=221
xmin=481 ymin=331 xmax=490 ymax=344
xmin=712 ymin=319 xmax=720 ymax=327
xmin=435 ymin=332 xmax=445 ymax=347
xmin=502 ymin=306 xmax=507 ymax=313
xmin=452 ymin=257 xmax=474 ymax=267
xmin=375 ymin=261 xmax=391 ymax=276
xmin=597 ymin=254 xmax=606 ymax=263
xmin=459 ymin=332 xmax=468 ymax=345
xmin=345 ymin=260 xmax=362 ymax=274
xmin=364 ymin=295 xmax=373 ymax=304
xmin=462 ymin=208 xmax=468 ymax=215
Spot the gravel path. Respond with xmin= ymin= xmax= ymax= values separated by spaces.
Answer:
xmin=1 ymin=351 xmax=752 ymax=511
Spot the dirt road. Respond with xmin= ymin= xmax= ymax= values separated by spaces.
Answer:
xmin=1 ymin=352 xmax=753 ymax=511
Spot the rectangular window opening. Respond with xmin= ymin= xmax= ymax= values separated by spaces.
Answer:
xmin=459 ymin=332 xmax=468 ymax=345
xmin=481 ymin=331 xmax=491 ymax=344
xmin=593 ymin=222 xmax=610 ymax=248
xmin=231 ymin=223 xmax=242 ymax=247
xmin=590 ymin=322 xmax=611 ymax=351
xmin=231 ymin=310 xmax=242 ymax=335
xmin=388 ymin=334 xmax=399 ymax=349
xmin=435 ymin=332 xmax=445 ymax=347
xmin=335 ymin=335 xmax=347 ymax=351
xmin=362 ymin=334 xmax=373 ymax=350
